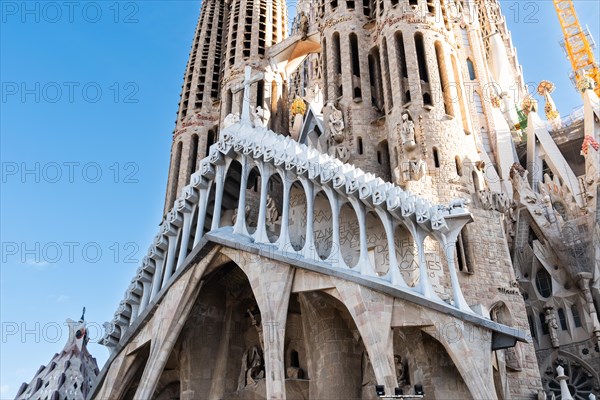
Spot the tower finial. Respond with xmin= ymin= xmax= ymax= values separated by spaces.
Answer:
xmin=81 ymin=306 xmax=86 ymax=322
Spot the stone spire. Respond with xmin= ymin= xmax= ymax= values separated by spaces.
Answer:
xmin=14 ymin=309 xmax=100 ymax=400
xmin=164 ymin=0 xmax=227 ymax=213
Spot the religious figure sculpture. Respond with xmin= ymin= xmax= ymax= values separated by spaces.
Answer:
xmin=252 ymin=106 xmax=268 ymax=128
xmin=326 ymin=103 xmax=350 ymax=162
xmin=328 ymin=103 xmax=345 ymax=143
xmin=394 ymin=355 xmax=409 ymax=387
xmin=223 ymin=112 xmax=241 ymax=129
xmin=544 ymin=307 xmax=560 ymax=348
xmin=400 ymin=113 xmax=417 ymax=152
xmin=238 ymin=345 xmax=265 ymax=389
xmin=299 ymin=11 xmax=309 ymax=40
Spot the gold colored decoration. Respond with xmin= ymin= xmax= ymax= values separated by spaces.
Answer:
xmin=521 ymin=94 xmax=537 ymax=115
xmin=291 ymin=97 xmax=306 ymax=117
xmin=537 ymin=80 xmax=561 ymax=127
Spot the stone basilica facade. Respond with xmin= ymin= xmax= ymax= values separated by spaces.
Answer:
xmin=24 ymin=0 xmax=596 ymax=399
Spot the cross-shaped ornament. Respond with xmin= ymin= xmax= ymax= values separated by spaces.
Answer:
xmin=231 ymin=65 xmax=264 ymax=123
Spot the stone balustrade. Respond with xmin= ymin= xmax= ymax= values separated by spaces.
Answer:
xmin=100 ymin=119 xmax=475 ymax=350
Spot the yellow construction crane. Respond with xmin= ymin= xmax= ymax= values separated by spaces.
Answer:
xmin=553 ymin=0 xmax=600 ymax=97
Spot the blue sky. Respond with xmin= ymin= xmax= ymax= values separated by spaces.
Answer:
xmin=0 ymin=0 xmax=598 ymax=398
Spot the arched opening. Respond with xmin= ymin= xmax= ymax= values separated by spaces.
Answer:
xmin=220 ymin=160 xmax=243 ymax=228
xmin=455 ymin=156 xmax=463 ymax=176
xmin=557 ymin=308 xmax=568 ymax=331
xmin=332 ymin=32 xmax=343 ymax=98
xmin=176 ymin=261 xmax=267 ymax=398
xmin=450 ymin=54 xmax=470 ymax=134
xmin=119 ymin=343 xmax=152 ymax=400
xmin=414 ymin=33 xmax=429 ymax=83
xmin=187 ymin=134 xmax=200 ymax=184
xmin=206 ymin=129 xmax=216 ymax=158
xmin=377 ymin=140 xmax=390 ymax=179
xmin=466 ymin=58 xmax=476 ymax=80
xmin=349 ymin=33 xmax=362 ymax=100
xmin=394 ymin=224 xmax=418 ymax=287
xmin=340 ymin=202 xmax=360 ymax=267
xmin=535 ymin=268 xmax=552 ymax=298
xmin=168 ymin=141 xmax=184 ymax=209
xmin=366 ymin=212 xmax=388 ymax=275
xmin=313 ymin=191 xmax=333 ymax=260
xmin=393 ymin=328 xmax=471 ymax=399
xmin=414 ymin=33 xmax=431 ymax=105
xmin=395 ymin=31 xmax=409 ymax=104
xmin=435 ymin=41 xmax=453 ymax=116
xmin=284 ymin=294 xmax=308 ymax=382
xmin=299 ymin=291 xmax=375 ymax=398
xmin=256 ymin=80 xmax=265 ymax=109
xmin=288 ymin=182 xmax=308 ymax=251
xmin=266 ymin=174 xmax=284 ymax=243
xmin=368 ymin=47 xmax=384 ymax=112
xmin=245 ymin=167 xmax=262 ymax=234
xmin=357 ymin=136 xmax=364 ymax=154
xmin=432 ymin=147 xmax=440 ymax=168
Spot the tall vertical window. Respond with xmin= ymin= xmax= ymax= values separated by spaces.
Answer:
xmin=557 ymin=308 xmax=568 ymax=331
xmin=170 ymin=141 xmax=183 ymax=207
xmin=395 ymin=32 xmax=409 ymax=104
xmin=467 ymin=58 xmax=476 ymax=80
xmin=435 ymin=41 xmax=453 ymax=116
xmin=433 ymin=147 xmax=440 ymax=168
xmin=368 ymin=47 xmax=384 ymax=111
xmin=349 ymin=33 xmax=362 ymax=100
xmin=332 ymin=33 xmax=343 ymax=97
xmin=535 ymin=268 xmax=553 ymax=298
xmin=414 ymin=33 xmax=429 ymax=83
xmin=187 ymin=134 xmax=199 ymax=184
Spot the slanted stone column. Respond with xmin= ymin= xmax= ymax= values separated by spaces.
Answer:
xmin=423 ymin=320 xmax=497 ymax=400
xmin=332 ymin=279 xmax=397 ymax=393
xmin=133 ymin=257 xmax=212 ymax=399
xmin=221 ymin=249 xmax=295 ymax=400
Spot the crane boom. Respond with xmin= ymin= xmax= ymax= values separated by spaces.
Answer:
xmin=553 ymin=0 xmax=600 ymax=96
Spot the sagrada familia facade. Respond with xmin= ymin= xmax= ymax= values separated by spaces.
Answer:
xmin=15 ymin=0 xmax=600 ymax=398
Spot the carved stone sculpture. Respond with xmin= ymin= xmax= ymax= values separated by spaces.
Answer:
xmin=544 ymin=307 xmax=560 ymax=348
xmin=400 ymin=113 xmax=417 ymax=153
xmin=252 ymin=106 xmax=268 ymax=128
xmin=224 ymin=113 xmax=241 ymax=128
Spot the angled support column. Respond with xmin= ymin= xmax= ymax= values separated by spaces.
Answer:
xmin=221 ymin=249 xmax=295 ymax=400
xmin=233 ymin=156 xmax=251 ymax=236
xmin=333 ymin=279 xmax=397 ymax=394
xmin=422 ymin=320 xmax=497 ymax=400
xmin=133 ymin=257 xmax=212 ymax=400
xmin=254 ymin=163 xmax=274 ymax=244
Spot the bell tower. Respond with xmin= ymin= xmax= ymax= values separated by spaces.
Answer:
xmin=164 ymin=0 xmax=227 ymax=213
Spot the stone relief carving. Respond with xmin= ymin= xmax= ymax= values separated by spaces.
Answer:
xmin=252 ymin=106 xmax=269 ymax=128
xmin=544 ymin=306 xmax=560 ymax=348
xmin=326 ymin=103 xmax=350 ymax=162
xmin=224 ymin=113 xmax=241 ymax=129
xmin=238 ymin=345 xmax=265 ymax=389
xmin=394 ymin=355 xmax=410 ymax=387
xmin=400 ymin=113 xmax=417 ymax=152
xmin=398 ymin=113 xmax=426 ymax=182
